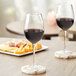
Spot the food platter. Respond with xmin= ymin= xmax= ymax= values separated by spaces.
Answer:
xmin=0 ymin=45 xmax=48 ymax=56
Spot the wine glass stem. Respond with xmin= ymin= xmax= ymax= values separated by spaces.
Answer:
xmin=33 ymin=44 xmax=36 ymax=66
xmin=64 ymin=31 xmax=66 ymax=53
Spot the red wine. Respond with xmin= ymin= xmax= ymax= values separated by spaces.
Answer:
xmin=56 ymin=18 xmax=74 ymax=31
xmin=24 ymin=29 xmax=44 ymax=44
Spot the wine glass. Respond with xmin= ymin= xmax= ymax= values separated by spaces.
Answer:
xmin=55 ymin=3 xmax=74 ymax=58
xmin=21 ymin=13 xmax=46 ymax=74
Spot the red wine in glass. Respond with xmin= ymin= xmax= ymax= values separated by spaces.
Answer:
xmin=24 ymin=29 xmax=44 ymax=44
xmin=56 ymin=18 xmax=74 ymax=31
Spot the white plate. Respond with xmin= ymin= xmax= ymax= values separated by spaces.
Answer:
xmin=0 ymin=45 xmax=48 ymax=56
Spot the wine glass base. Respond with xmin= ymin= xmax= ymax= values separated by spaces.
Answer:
xmin=21 ymin=65 xmax=46 ymax=75
xmin=55 ymin=50 xmax=76 ymax=59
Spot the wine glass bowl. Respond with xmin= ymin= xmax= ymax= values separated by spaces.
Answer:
xmin=24 ymin=13 xmax=44 ymax=44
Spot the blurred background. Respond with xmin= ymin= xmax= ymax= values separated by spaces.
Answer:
xmin=0 ymin=0 xmax=76 ymax=39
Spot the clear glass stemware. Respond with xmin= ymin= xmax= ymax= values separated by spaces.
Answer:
xmin=55 ymin=3 xmax=74 ymax=58
xmin=21 ymin=13 xmax=46 ymax=75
